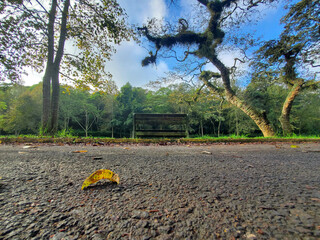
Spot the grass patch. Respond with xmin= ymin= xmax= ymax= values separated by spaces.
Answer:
xmin=0 ymin=134 xmax=319 ymax=145
xmin=192 ymin=134 xmax=320 ymax=140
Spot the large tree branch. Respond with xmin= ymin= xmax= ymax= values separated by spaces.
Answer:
xmin=139 ymin=26 xmax=206 ymax=49
xmin=138 ymin=26 xmax=206 ymax=65
xmin=199 ymin=70 xmax=224 ymax=95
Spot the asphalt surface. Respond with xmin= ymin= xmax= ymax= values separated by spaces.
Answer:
xmin=0 ymin=143 xmax=319 ymax=239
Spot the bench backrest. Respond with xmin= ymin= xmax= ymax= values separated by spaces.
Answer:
xmin=133 ymin=113 xmax=189 ymax=138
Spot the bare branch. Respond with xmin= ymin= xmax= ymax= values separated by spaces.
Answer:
xmin=219 ymin=2 xmax=238 ymax=24
xmin=59 ymin=71 xmax=76 ymax=82
xmin=34 ymin=0 xmax=49 ymax=14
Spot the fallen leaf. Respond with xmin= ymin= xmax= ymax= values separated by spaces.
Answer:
xmin=302 ymin=150 xmax=320 ymax=153
xmin=291 ymin=145 xmax=300 ymax=148
xmin=92 ymin=157 xmax=103 ymax=160
xmin=18 ymin=152 xmax=28 ymax=154
xmin=201 ymin=151 xmax=212 ymax=155
xmin=257 ymin=229 xmax=264 ymax=235
xmin=123 ymin=147 xmax=130 ymax=150
xmin=311 ymin=198 xmax=320 ymax=202
xmin=246 ymin=233 xmax=257 ymax=239
xmin=73 ymin=150 xmax=87 ymax=153
xmin=81 ymin=169 xmax=119 ymax=190
xmin=305 ymin=185 xmax=317 ymax=190
xmin=148 ymin=209 xmax=159 ymax=213
xmin=23 ymin=146 xmax=38 ymax=149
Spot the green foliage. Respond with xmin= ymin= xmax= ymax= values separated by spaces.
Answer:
xmin=113 ymin=83 xmax=148 ymax=137
xmin=0 ymin=84 xmax=41 ymax=135
xmin=55 ymin=128 xmax=76 ymax=138
xmin=0 ymin=77 xmax=319 ymax=138
xmin=252 ymin=0 xmax=319 ymax=136
xmin=0 ymin=1 xmax=43 ymax=82
xmin=1 ymin=0 xmax=133 ymax=87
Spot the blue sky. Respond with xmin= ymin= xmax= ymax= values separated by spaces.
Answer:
xmin=22 ymin=0 xmax=289 ymax=88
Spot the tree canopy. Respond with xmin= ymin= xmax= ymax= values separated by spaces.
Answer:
xmin=1 ymin=0 xmax=133 ymax=134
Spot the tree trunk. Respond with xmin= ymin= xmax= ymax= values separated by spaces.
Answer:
xmin=235 ymin=109 xmax=239 ymax=136
xmin=218 ymin=99 xmax=223 ymax=137
xmin=227 ymin=93 xmax=275 ymax=137
xmin=210 ymin=120 xmax=216 ymax=136
xmin=85 ymin=110 xmax=88 ymax=137
xmin=42 ymin=0 xmax=57 ymax=132
xmin=207 ymin=55 xmax=276 ymax=137
xmin=42 ymin=69 xmax=52 ymax=132
xmin=50 ymin=70 xmax=60 ymax=133
xmin=279 ymin=79 xmax=304 ymax=136
xmin=48 ymin=0 xmax=70 ymax=134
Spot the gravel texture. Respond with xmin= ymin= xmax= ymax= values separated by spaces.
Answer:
xmin=0 ymin=143 xmax=319 ymax=240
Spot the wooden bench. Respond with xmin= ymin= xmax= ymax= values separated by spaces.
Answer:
xmin=133 ymin=113 xmax=189 ymax=138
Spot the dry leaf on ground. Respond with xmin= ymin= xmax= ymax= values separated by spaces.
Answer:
xmin=23 ymin=146 xmax=38 ymax=149
xmin=201 ymin=151 xmax=212 ymax=155
xmin=81 ymin=169 xmax=119 ymax=190
xmin=73 ymin=150 xmax=88 ymax=153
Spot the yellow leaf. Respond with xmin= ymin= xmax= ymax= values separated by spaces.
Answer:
xmin=291 ymin=145 xmax=300 ymax=148
xmin=201 ymin=151 xmax=212 ymax=155
xmin=73 ymin=150 xmax=88 ymax=153
xmin=81 ymin=169 xmax=119 ymax=190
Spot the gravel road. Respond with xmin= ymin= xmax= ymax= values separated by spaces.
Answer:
xmin=0 ymin=143 xmax=319 ymax=240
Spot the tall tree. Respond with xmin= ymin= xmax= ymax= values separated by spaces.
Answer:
xmin=139 ymin=0 xmax=277 ymax=137
xmin=113 ymin=83 xmax=147 ymax=137
xmin=1 ymin=0 xmax=132 ymax=134
xmin=254 ymin=0 xmax=320 ymax=135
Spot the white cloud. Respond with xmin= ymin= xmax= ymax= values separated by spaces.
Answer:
xmin=104 ymin=41 xmax=169 ymax=88
xmin=119 ymin=0 xmax=167 ymax=24
xmin=22 ymin=68 xmax=43 ymax=86
xmin=105 ymin=0 xmax=169 ymax=87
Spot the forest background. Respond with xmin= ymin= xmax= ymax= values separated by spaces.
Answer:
xmin=1 ymin=81 xmax=319 ymax=138
xmin=0 ymin=0 xmax=319 ymax=138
